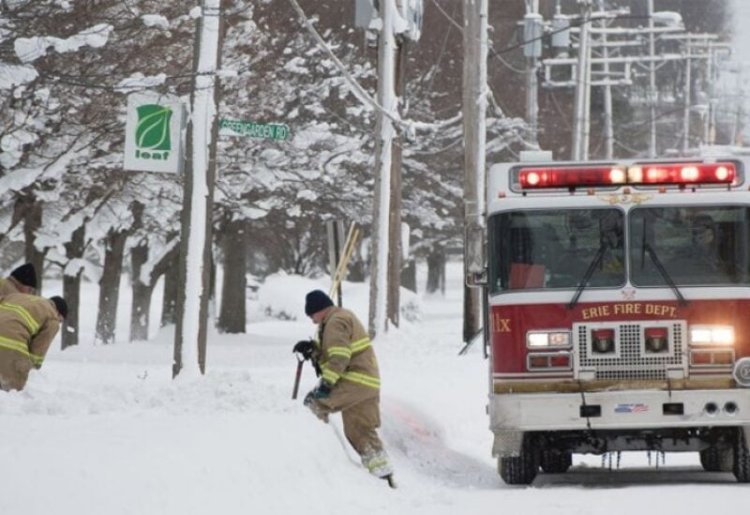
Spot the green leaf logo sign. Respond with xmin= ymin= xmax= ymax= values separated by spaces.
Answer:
xmin=135 ymin=104 xmax=172 ymax=152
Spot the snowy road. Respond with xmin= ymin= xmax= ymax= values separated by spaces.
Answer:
xmin=0 ymin=271 xmax=748 ymax=514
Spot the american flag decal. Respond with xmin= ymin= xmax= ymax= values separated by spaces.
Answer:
xmin=615 ymin=403 xmax=649 ymax=413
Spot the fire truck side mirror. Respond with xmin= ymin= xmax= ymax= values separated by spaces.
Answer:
xmin=466 ymin=269 xmax=488 ymax=288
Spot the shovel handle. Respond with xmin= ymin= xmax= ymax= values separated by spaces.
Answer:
xmin=292 ymin=357 xmax=305 ymax=400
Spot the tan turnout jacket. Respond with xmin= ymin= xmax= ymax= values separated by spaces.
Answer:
xmin=0 ymin=277 xmax=25 ymax=297
xmin=0 ymin=293 xmax=61 ymax=391
xmin=314 ymin=307 xmax=380 ymax=400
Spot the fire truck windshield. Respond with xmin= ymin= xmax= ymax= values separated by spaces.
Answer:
xmin=629 ymin=206 xmax=749 ymax=287
xmin=488 ymin=206 xmax=750 ymax=294
xmin=488 ymin=208 xmax=626 ymax=292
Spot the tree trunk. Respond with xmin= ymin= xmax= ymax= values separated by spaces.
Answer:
xmin=23 ymin=197 xmax=45 ymax=293
xmin=161 ymin=244 xmax=179 ymax=327
xmin=426 ymin=247 xmax=446 ymax=294
xmin=217 ymin=219 xmax=247 ymax=333
xmin=401 ymin=258 xmax=417 ymax=292
xmin=348 ymin=251 xmax=367 ymax=282
xmin=130 ymin=241 xmax=151 ymax=341
xmin=12 ymin=194 xmax=46 ymax=292
xmin=95 ymin=228 xmax=127 ymax=344
xmin=62 ymin=225 xmax=85 ymax=349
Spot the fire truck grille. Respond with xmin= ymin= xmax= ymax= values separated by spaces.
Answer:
xmin=575 ymin=322 xmax=686 ymax=381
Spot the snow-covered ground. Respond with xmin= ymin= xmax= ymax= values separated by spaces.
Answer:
xmin=0 ymin=262 xmax=746 ymax=515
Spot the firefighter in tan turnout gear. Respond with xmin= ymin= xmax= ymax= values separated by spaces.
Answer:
xmin=0 ymin=293 xmax=67 ymax=391
xmin=294 ymin=290 xmax=394 ymax=487
xmin=0 ymin=263 xmax=38 ymax=297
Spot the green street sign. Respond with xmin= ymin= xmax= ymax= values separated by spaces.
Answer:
xmin=219 ymin=118 xmax=290 ymax=141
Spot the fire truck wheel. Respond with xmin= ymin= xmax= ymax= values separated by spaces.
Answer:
xmin=540 ymin=449 xmax=573 ymax=474
xmin=732 ymin=428 xmax=750 ymax=483
xmin=498 ymin=455 xmax=538 ymax=485
xmin=700 ymin=446 xmax=733 ymax=472
xmin=498 ymin=437 xmax=539 ymax=485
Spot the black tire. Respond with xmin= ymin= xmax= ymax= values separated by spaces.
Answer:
xmin=733 ymin=428 xmax=750 ymax=483
xmin=700 ymin=446 xmax=733 ymax=472
xmin=498 ymin=436 xmax=539 ymax=485
xmin=540 ymin=449 xmax=573 ymax=474
xmin=700 ymin=447 xmax=721 ymax=472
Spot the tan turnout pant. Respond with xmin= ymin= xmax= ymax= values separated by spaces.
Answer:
xmin=309 ymin=382 xmax=385 ymax=456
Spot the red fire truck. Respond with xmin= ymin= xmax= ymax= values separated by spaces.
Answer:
xmin=471 ymin=154 xmax=750 ymax=484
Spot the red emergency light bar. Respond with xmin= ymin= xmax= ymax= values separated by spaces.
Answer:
xmin=518 ymin=162 xmax=736 ymax=189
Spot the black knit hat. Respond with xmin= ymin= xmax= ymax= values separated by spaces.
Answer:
xmin=50 ymin=296 xmax=68 ymax=319
xmin=10 ymin=263 xmax=37 ymax=289
xmin=305 ymin=289 xmax=333 ymax=316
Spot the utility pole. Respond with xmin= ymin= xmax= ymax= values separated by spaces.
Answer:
xmin=708 ymin=43 xmax=727 ymax=145
xmin=582 ymin=21 xmax=593 ymax=160
xmin=524 ymin=1 xmax=542 ymax=146
xmin=462 ymin=0 xmax=487 ymax=344
xmin=705 ymin=43 xmax=731 ymax=145
xmin=682 ymin=38 xmax=693 ymax=155
xmin=732 ymin=67 xmax=744 ymax=145
xmin=387 ymin=38 xmax=407 ymax=328
xmin=173 ymin=0 xmax=225 ymax=378
xmin=703 ymin=44 xmax=714 ymax=146
xmin=571 ymin=0 xmax=592 ymax=160
xmin=647 ymin=0 xmax=657 ymax=157
xmin=597 ymin=0 xmax=614 ymax=159
xmin=368 ymin=0 xmax=398 ymax=339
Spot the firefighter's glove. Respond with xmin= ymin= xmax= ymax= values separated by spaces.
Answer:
xmin=311 ymin=381 xmax=331 ymax=400
xmin=293 ymin=339 xmax=314 ymax=360
xmin=303 ymin=389 xmax=330 ymax=423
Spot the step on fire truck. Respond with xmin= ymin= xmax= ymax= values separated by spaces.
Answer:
xmin=469 ymin=152 xmax=750 ymax=484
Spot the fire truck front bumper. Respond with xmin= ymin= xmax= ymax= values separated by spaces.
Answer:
xmin=489 ymin=388 xmax=750 ymax=433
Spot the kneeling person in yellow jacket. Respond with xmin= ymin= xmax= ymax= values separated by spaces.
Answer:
xmin=295 ymin=290 xmax=394 ymax=486
xmin=0 ymin=293 xmax=67 ymax=391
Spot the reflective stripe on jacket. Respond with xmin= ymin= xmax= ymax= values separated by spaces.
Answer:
xmin=314 ymin=307 xmax=380 ymax=390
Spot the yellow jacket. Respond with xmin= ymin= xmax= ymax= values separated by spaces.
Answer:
xmin=314 ymin=307 xmax=380 ymax=391
xmin=0 ymin=293 xmax=61 ymax=391
xmin=0 ymin=277 xmax=25 ymax=297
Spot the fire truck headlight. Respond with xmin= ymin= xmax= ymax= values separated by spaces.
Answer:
xmin=690 ymin=325 xmax=735 ymax=346
xmin=527 ymin=331 xmax=571 ymax=348
xmin=733 ymin=358 xmax=750 ymax=387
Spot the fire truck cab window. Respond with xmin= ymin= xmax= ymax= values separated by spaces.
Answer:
xmin=629 ymin=206 xmax=750 ymax=286
xmin=488 ymin=209 xmax=626 ymax=293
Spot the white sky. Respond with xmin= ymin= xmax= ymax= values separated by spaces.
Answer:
xmin=732 ymin=0 xmax=750 ymax=61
